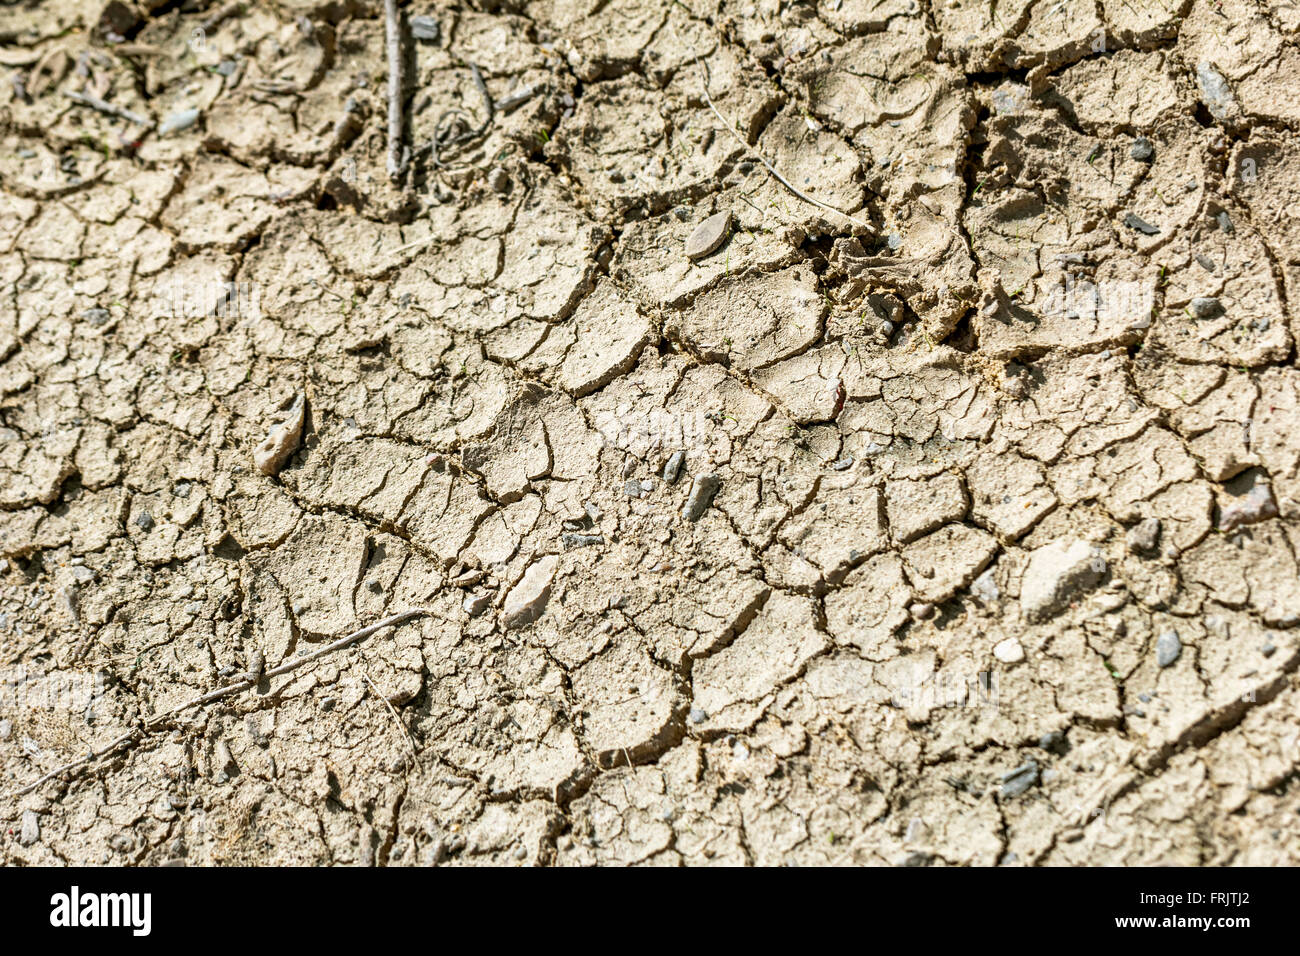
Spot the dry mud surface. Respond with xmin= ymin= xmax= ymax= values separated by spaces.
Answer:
xmin=1 ymin=0 xmax=1299 ymax=867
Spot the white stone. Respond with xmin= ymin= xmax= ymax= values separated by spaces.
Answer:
xmin=504 ymin=555 xmax=559 ymax=628
xmin=1020 ymin=538 xmax=1107 ymax=623
xmin=993 ymin=637 xmax=1025 ymax=664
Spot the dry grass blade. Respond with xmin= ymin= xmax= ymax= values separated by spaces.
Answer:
xmin=698 ymin=58 xmax=873 ymax=234
xmin=361 ymin=671 xmax=419 ymax=764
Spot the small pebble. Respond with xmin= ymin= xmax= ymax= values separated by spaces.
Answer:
xmin=1156 ymin=629 xmax=1182 ymax=668
xmin=681 ymin=473 xmax=721 ymax=521
xmin=993 ymin=637 xmax=1025 ymax=664
xmin=410 ymin=16 xmax=441 ymax=42
xmin=1197 ymin=60 xmax=1239 ymax=121
xmin=1130 ymin=137 xmax=1154 ymax=162
xmin=18 ymin=810 xmax=40 ymax=847
xmin=158 ymin=108 xmax=200 ymax=137
xmin=1000 ymin=760 xmax=1039 ymax=799
xmin=1126 ymin=518 xmax=1161 ymax=555
xmin=662 ymin=450 xmax=685 ymax=483
xmin=909 ymin=601 xmax=934 ymax=621
xmin=1188 ymin=296 xmax=1222 ymax=319
xmin=971 ymin=568 xmax=1000 ymax=604
xmin=685 ymin=211 xmax=731 ymax=260
xmin=1123 ymin=213 xmax=1160 ymax=235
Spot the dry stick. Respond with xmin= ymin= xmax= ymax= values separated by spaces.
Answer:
xmin=63 ymin=90 xmax=154 ymax=128
xmin=697 ymin=59 xmax=873 ymax=234
xmin=361 ymin=671 xmax=419 ymax=763
xmin=2 ymin=608 xmax=429 ymax=801
xmin=200 ymin=0 xmax=245 ymax=35
xmin=384 ymin=0 xmax=404 ymax=182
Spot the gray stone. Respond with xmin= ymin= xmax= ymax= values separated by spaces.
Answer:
xmin=1020 ymin=538 xmax=1107 ymax=622
xmin=1127 ymin=518 xmax=1161 ymax=555
xmin=410 ymin=16 xmax=441 ymax=42
xmin=661 ymin=450 xmax=684 ymax=483
xmin=562 ymin=532 xmax=604 ymax=549
xmin=1217 ymin=210 xmax=1234 ymax=235
xmin=909 ymin=601 xmax=935 ymax=621
xmin=1197 ymin=61 xmax=1239 ymax=121
xmin=1130 ymin=137 xmax=1154 ymax=162
xmin=685 ymin=211 xmax=731 ymax=260
xmin=18 ymin=810 xmax=39 ymax=846
xmin=134 ymin=512 xmax=155 ymax=533
xmin=689 ymin=707 xmax=707 ymax=724
xmin=1123 ymin=213 xmax=1160 ymax=235
xmin=971 ymin=567 xmax=1000 ymax=604
xmin=159 ymin=108 xmax=200 ymax=137
xmin=681 ymin=473 xmax=721 ymax=521
xmin=0 ymin=718 xmax=10 ymax=740
xmin=1156 ymin=629 xmax=1182 ymax=668
xmin=1188 ymin=296 xmax=1223 ymax=319
xmin=1000 ymin=760 xmax=1039 ymax=799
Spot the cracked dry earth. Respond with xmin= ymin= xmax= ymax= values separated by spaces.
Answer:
xmin=2 ymin=0 xmax=1300 ymax=869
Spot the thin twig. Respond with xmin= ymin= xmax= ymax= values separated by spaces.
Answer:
xmin=2 ymin=608 xmax=430 ymax=801
xmin=417 ymin=63 xmax=495 ymax=168
xmin=494 ymin=82 xmax=540 ymax=112
xmin=385 ymin=0 xmax=404 ymax=182
xmin=470 ymin=63 xmax=494 ymax=130
xmin=698 ymin=58 xmax=873 ymax=234
xmin=63 ymin=90 xmax=154 ymax=128
xmin=361 ymin=671 xmax=419 ymax=763
xmin=199 ymin=0 xmax=245 ymax=35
